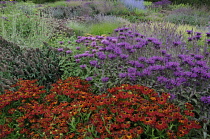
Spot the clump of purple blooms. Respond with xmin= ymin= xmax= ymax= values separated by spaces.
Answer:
xmin=62 ymin=24 xmax=210 ymax=114
xmin=201 ymin=96 xmax=210 ymax=104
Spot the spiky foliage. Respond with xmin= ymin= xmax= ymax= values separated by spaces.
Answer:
xmin=0 ymin=37 xmax=63 ymax=93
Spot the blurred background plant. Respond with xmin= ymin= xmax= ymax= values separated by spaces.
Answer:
xmin=66 ymin=14 xmax=130 ymax=36
xmin=0 ymin=1 xmax=56 ymax=48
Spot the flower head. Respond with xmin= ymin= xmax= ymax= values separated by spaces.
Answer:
xmin=101 ymin=77 xmax=109 ymax=82
xmin=86 ymin=77 xmax=93 ymax=81
xmin=57 ymin=48 xmax=64 ymax=52
xmin=66 ymin=50 xmax=72 ymax=54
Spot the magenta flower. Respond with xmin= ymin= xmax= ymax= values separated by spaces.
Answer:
xmin=101 ymin=77 xmax=109 ymax=82
xmin=57 ymin=48 xmax=64 ymax=52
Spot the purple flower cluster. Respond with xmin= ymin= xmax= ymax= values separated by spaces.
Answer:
xmin=200 ymin=96 xmax=210 ymax=104
xmin=71 ymin=26 xmax=210 ymax=96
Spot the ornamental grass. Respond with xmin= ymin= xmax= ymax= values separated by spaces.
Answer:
xmin=0 ymin=77 xmax=201 ymax=139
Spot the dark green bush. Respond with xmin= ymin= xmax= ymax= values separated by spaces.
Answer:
xmin=0 ymin=36 xmax=63 ymax=93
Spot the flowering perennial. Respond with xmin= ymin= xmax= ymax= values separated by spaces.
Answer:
xmin=0 ymin=78 xmax=201 ymax=139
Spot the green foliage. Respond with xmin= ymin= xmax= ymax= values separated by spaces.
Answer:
xmin=89 ymin=22 xmax=121 ymax=36
xmin=144 ymin=1 xmax=153 ymax=6
xmin=67 ymin=21 xmax=88 ymax=36
xmin=146 ymin=0 xmax=210 ymax=7
xmin=164 ymin=13 xmax=207 ymax=26
xmin=0 ymin=37 xmax=63 ymax=93
xmin=47 ymin=32 xmax=78 ymax=49
xmin=0 ymin=4 xmax=55 ymax=48
xmin=67 ymin=15 xmax=129 ymax=36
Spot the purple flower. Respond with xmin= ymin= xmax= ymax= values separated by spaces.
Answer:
xmin=193 ymin=35 xmax=202 ymax=40
xmin=153 ymin=40 xmax=162 ymax=49
xmin=142 ymin=68 xmax=152 ymax=76
xmin=90 ymin=41 xmax=97 ymax=47
xmin=98 ymin=54 xmax=106 ymax=60
xmin=200 ymin=96 xmax=210 ymax=104
xmin=169 ymin=93 xmax=176 ymax=100
xmin=66 ymin=50 xmax=72 ymax=54
xmin=188 ymin=37 xmax=193 ymax=41
xmin=89 ymin=60 xmax=98 ymax=66
xmin=138 ymin=57 xmax=146 ymax=62
xmin=108 ymin=53 xmax=117 ymax=59
xmin=206 ymin=32 xmax=210 ymax=37
xmin=173 ymin=41 xmax=181 ymax=46
xmin=195 ymin=32 xmax=202 ymax=35
xmin=118 ymin=73 xmax=127 ymax=78
xmin=57 ymin=48 xmax=64 ymax=52
xmin=75 ymin=59 xmax=80 ymax=63
xmin=101 ymin=77 xmax=109 ymax=82
xmin=157 ymin=76 xmax=168 ymax=83
xmin=127 ymin=67 xmax=137 ymax=73
xmin=134 ymin=61 xmax=144 ymax=68
xmin=160 ymin=50 xmax=167 ymax=55
xmin=146 ymin=59 xmax=155 ymax=65
xmin=86 ymin=77 xmax=93 ymax=81
xmin=120 ymin=54 xmax=129 ymax=59
xmin=68 ymin=41 xmax=71 ymax=44
xmin=207 ymin=39 xmax=210 ymax=45
xmin=194 ymin=55 xmax=204 ymax=60
xmin=80 ymin=64 xmax=87 ymax=69
xmin=165 ymin=62 xmax=180 ymax=69
xmin=76 ymin=47 xmax=80 ymax=50
xmin=186 ymin=30 xmax=193 ymax=34
xmin=101 ymin=40 xmax=110 ymax=45
xmin=59 ymin=41 xmax=64 ymax=44
xmin=147 ymin=37 xmax=157 ymax=42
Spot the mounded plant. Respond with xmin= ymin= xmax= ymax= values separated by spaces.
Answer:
xmin=0 ymin=77 xmax=203 ymax=138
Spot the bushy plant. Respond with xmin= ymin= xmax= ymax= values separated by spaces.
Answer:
xmin=164 ymin=6 xmax=210 ymax=27
xmin=0 ymin=37 xmax=64 ymax=93
xmin=0 ymin=36 xmax=22 ymax=92
xmin=0 ymin=78 xmax=203 ymax=138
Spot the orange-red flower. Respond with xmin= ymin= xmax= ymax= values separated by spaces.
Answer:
xmin=116 ymin=115 xmax=125 ymax=123
xmin=143 ymin=117 xmax=156 ymax=125
xmin=184 ymin=110 xmax=195 ymax=117
xmin=155 ymin=120 xmax=168 ymax=131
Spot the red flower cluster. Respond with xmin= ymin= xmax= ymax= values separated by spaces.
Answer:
xmin=0 ymin=78 xmax=201 ymax=139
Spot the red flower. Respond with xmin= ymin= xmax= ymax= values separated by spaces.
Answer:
xmin=100 ymin=108 xmax=108 ymax=114
xmin=120 ymin=121 xmax=131 ymax=129
xmin=155 ymin=120 xmax=168 ymax=131
xmin=143 ymin=117 xmax=156 ymax=125
xmin=157 ymin=96 xmax=167 ymax=105
xmin=96 ymin=124 xmax=106 ymax=133
xmin=146 ymin=108 xmax=157 ymax=117
xmin=185 ymin=103 xmax=194 ymax=110
xmin=116 ymin=115 xmax=125 ymax=123
xmin=134 ymin=126 xmax=144 ymax=134
xmin=184 ymin=110 xmax=195 ymax=117
xmin=178 ymin=125 xmax=190 ymax=135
